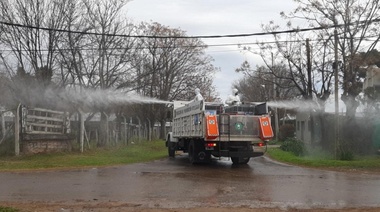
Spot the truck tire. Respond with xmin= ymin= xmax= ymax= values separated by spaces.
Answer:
xmin=168 ymin=141 xmax=176 ymax=157
xmin=231 ymin=157 xmax=250 ymax=165
xmin=188 ymin=141 xmax=196 ymax=164
xmin=189 ymin=140 xmax=211 ymax=164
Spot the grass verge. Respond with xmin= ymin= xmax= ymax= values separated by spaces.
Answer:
xmin=266 ymin=147 xmax=380 ymax=171
xmin=0 ymin=206 xmax=19 ymax=212
xmin=0 ymin=140 xmax=167 ymax=171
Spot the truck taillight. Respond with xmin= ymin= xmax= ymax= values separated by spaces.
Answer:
xmin=258 ymin=142 xmax=264 ymax=147
xmin=206 ymin=143 xmax=217 ymax=147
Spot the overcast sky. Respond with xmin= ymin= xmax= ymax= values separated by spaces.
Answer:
xmin=125 ymin=0 xmax=301 ymax=101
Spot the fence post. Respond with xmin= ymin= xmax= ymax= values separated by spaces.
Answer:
xmin=122 ymin=115 xmax=127 ymax=145
xmin=136 ymin=116 xmax=141 ymax=142
xmin=79 ymin=110 xmax=84 ymax=153
xmin=14 ymin=104 xmax=21 ymax=156
xmin=1 ymin=111 xmax=5 ymax=137
xmin=147 ymin=118 xmax=151 ymax=141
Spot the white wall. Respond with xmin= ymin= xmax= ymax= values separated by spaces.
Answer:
xmin=295 ymin=111 xmax=312 ymax=144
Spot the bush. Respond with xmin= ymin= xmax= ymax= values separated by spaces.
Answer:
xmin=280 ymin=138 xmax=305 ymax=156
xmin=338 ymin=142 xmax=355 ymax=161
xmin=279 ymin=124 xmax=295 ymax=141
xmin=339 ymin=150 xmax=354 ymax=161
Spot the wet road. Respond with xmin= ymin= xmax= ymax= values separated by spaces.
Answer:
xmin=1 ymin=154 xmax=380 ymax=210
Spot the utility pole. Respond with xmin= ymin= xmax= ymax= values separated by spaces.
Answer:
xmin=15 ymin=104 xmax=21 ymax=156
xmin=306 ymin=39 xmax=312 ymax=99
xmin=334 ymin=29 xmax=340 ymax=159
xmin=306 ymin=39 xmax=314 ymax=145
xmin=272 ymin=53 xmax=279 ymax=139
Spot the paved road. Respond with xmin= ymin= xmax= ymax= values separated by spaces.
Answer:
xmin=1 ymin=154 xmax=380 ymax=210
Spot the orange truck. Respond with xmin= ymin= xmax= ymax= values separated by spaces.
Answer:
xmin=166 ymin=100 xmax=274 ymax=164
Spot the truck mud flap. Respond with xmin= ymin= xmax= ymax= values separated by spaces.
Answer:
xmin=251 ymin=152 xmax=264 ymax=157
xmin=216 ymin=150 xmax=263 ymax=158
xmin=189 ymin=140 xmax=211 ymax=164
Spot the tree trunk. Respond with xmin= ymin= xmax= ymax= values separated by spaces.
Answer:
xmin=342 ymin=95 xmax=359 ymax=118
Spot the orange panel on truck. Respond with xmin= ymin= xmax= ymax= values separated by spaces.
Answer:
xmin=259 ymin=116 xmax=274 ymax=140
xmin=206 ymin=115 xmax=219 ymax=140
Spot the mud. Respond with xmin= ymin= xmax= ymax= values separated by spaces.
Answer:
xmin=1 ymin=154 xmax=380 ymax=211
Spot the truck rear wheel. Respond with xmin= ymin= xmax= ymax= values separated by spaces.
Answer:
xmin=167 ymin=134 xmax=176 ymax=158
xmin=168 ymin=141 xmax=176 ymax=157
xmin=231 ymin=157 xmax=250 ymax=165
xmin=188 ymin=141 xmax=195 ymax=163
xmin=188 ymin=140 xmax=211 ymax=164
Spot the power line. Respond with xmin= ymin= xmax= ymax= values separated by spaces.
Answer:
xmin=0 ymin=36 xmax=378 ymax=53
xmin=0 ymin=19 xmax=379 ymax=53
xmin=1 ymin=18 xmax=380 ymax=39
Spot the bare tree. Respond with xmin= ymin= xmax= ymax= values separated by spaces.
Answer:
xmin=80 ymin=0 xmax=137 ymax=89
xmin=72 ymin=0 xmax=139 ymax=146
xmin=235 ymin=61 xmax=299 ymax=102
xmin=282 ymin=0 xmax=380 ymax=117
xmin=56 ymin=0 xmax=140 ymax=94
xmin=248 ymin=22 xmax=335 ymax=109
xmin=132 ymin=22 xmax=219 ymax=139
xmin=0 ymin=0 xmax=73 ymax=75
xmin=54 ymin=0 xmax=91 ymax=87
xmin=0 ymin=0 xmax=219 ymax=143
xmin=0 ymin=0 xmax=77 ymax=110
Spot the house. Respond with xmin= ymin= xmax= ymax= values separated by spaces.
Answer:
xmin=363 ymin=65 xmax=380 ymax=91
xmin=295 ymin=111 xmax=322 ymax=145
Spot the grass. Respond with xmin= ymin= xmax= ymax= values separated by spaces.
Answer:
xmin=0 ymin=140 xmax=167 ymax=171
xmin=266 ymin=147 xmax=380 ymax=171
xmin=2 ymin=139 xmax=380 ymax=172
xmin=0 ymin=206 xmax=19 ymax=212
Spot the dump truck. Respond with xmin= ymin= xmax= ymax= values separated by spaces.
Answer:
xmin=166 ymin=100 xmax=274 ymax=164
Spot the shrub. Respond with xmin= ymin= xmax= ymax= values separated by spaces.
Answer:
xmin=338 ymin=142 xmax=355 ymax=161
xmin=280 ymin=138 xmax=305 ymax=156
xmin=339 ymin=150 xmax=354 ymax=161
xmin=279 ymin=124 xmax=295 ymax=141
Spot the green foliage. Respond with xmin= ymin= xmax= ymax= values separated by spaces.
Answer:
xmin=304 ymin=146 xmax=334 ymax=160
xmin=0 ymin=206 xmax=19 ymax=212
xmin=338 ymin=143 xmax=355 ymax=161
xmin=267 ymin=139 xmax=281 ymax=145
xmin=280 ymin=138 xmax=305 ymax=156
xmin=339 ymin=150 xmax=354 ymax=161
xmin=278 ymin=124 xmax=295 ymax=141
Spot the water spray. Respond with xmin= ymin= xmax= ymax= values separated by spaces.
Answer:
xmin=58 ymin=87 xmax=172 ymax=106
xmin=267 ymin=100 xmax=322 ymax=111
xmin=2 ymin=81 xmax=173 ymax=112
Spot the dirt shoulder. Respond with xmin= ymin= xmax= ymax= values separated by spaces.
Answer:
xmin=1 ymin=201 xmax=380 ymax=212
